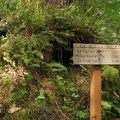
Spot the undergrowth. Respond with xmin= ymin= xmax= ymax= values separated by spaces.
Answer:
xmin=0 ymin=0 xmax=120 ymax=120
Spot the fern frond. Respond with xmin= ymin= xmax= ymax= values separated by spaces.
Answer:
xmin=49 ymin=62 xmax=67 ymax=72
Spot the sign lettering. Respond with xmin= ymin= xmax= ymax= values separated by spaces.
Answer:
xmin=73 ymin=44 xmax=120 ymax=65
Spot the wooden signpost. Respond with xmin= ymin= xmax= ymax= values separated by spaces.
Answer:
xmin=73 ymin=43 xmax=120 ymax=120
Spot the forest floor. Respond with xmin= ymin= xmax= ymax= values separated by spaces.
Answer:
xmin=0 ymin=65 xmax=120 ymax=120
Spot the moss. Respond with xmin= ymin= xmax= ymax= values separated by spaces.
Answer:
xmin=102 ymin=66 xmax=119 ymax=82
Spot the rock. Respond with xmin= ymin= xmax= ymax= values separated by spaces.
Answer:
xmin=8 ymin=104 xmax=21 ymax=114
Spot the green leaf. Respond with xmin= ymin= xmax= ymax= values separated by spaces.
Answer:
xmin=49 ymin=62 xmax=67 ymax=72
xmin=102 ymin=66 xmax=119 ymax=82
xmin=32 ymin=50 xmax=43 ymax=59
xmin=71 ymin=93 xmax=79 ymax=98
xmin=102 ymin=101 xmax=112 ymax=110
xmin=115 ymin=106 xmax=120 ymax=113
xmin=56 ymin=75 xmax=63 ymax=80
xmin=30 ymin=64 xmax=40 ymax=68
xmin=39 ymin=90 xmax=45 ymax=98
xmin=74 ymin=110 xmax=87 ymax=118
xmin=24 ymin=72 xmax=33 ymax=80
xmin=36 ymin=90 xmax=45 ymax=100
xmin=21 ymin=82 xmax=27 ymax=87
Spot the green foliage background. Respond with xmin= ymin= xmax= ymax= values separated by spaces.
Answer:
xmin=0 ymin=0 xmax=120 ymax=120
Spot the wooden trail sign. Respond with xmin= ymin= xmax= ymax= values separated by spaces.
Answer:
xmin=73 ymin=43 xmax=120 ymax=65
xmin=73 ymin=43 xmax=120 ymax=120
xmin=90 ymin=65 xmax=101 ymax=120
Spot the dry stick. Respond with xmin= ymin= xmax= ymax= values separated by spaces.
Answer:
xmin=79 ymin=64 xmax=90 ymax=75
xmin=55 ymin=100 xmax=71 ymax=120
xmin=113 ymin=91 xmax=119 ymax=98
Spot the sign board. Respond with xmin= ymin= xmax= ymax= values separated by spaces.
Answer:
xmin=73 ymin=43 xmax=120 ymax=120
xmin=73 ymin=43 xmax=120 ymax=65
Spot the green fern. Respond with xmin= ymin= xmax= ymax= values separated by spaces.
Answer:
xmin=49 ymin=62 xmax=67 ymax=72
xmin=102 ymin=66 xmax=119 ymax=82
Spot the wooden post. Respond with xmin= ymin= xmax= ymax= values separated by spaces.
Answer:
xmin=90 ymin=65 xmax=101 ymax=120
xmin=73 ymin=43 xmax=120 ymax=120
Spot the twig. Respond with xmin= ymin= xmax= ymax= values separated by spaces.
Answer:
xmin=79 ymin=65 xmax=90 ymax=74
xmin=55 ymin=100 xmax=71 ymax=120
xmin=113 ymin=91 xmax=119 ymax=98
